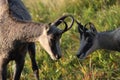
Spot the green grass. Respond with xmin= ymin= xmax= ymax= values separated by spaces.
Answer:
xmin=8 ymin=0 xmax=120 ymax=80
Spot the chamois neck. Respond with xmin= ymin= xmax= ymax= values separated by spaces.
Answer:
xmin=12 ymin=20 xmax=47 ymax=42
xmin=20 ymin=22 xmax=46 ymax=41
xmin=97 ymin=31 xmax=120 ymax=51
xmin=1 ymin=13 xmax=48 ymax=42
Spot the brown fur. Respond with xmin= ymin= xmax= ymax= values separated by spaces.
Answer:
xmin=0 ymin=1 xmax=74 ymax=79
xmin=0 ymin=11 xmax=48 ymax=52
xmin=0 ymin=2 xmax=49 ymax=80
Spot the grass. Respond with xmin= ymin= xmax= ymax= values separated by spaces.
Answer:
xmin=8 ymin=0 xmax=120 ymax=80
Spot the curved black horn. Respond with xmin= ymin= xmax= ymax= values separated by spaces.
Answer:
xmin=58 ymin=20 xmax=68 ymax=33
xmin=84 ymin=22 xmax=88 ymax=27
xmin=51 ymin=15 xmax=73 ymax=26
xmin=62 ymin=15 xmax=74 ymax=33
xmin=84 ymin=22 xmax=90 ymax=29
xmin=51 ymin=15 xmax=74 ymax=33
xmin=75 ymin=20 xmax=88 ymax=32
xmin=84 ymin=22 xmax=95 ymax=30
xmin=75 ymin=20 xmax=84 ymax=32
xmin=84 ymin=22 xmax=94 ymax=28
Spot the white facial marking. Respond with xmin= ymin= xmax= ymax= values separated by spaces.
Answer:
xmin=38 ymin=28 xmax=57 ymax=60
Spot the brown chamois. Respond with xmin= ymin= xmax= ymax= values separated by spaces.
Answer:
xmin=0 ymin=0 xmax=74 ymax=80
xmin=8 ymin=0 xmax=39 ymax=79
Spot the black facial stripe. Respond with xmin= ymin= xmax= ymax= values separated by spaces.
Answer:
xmin=50 ymin=36 xmax=61 ymax=55
xmin=49 ymin=39 xmax=58 ymax=56
xmin=81 ymin=40 xmax=93 ymax=54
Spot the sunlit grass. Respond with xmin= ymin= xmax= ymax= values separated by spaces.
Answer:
xmin=7 ymin=0 xmax=120 ymax=80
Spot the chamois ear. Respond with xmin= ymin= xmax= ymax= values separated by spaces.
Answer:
xmin=89 ymin=22 xmax=97 ymax=34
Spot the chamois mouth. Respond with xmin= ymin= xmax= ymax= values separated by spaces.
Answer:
xmin=55 ymin=54 xmax=61 ymax=59
xmin=76 ymin=53 xmax=86 ymax=60
xmin=51 ymin=53 xmax=61 ymax=60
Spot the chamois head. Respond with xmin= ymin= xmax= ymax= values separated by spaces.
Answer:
xmin=40 ymin=15 xmax=74 ymax=60
xmin=76 ymin=21 xmax=98 ymax=59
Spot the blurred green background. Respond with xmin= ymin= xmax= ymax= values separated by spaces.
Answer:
xmin=8 ymin=0 xmax=120 ymax=80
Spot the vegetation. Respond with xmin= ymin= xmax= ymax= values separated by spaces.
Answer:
xmin=8 ymin=0 xmax=120 ymax=80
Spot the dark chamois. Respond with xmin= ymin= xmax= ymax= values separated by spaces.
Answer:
xmin=76 ymin=20 xmax=120 ymax=59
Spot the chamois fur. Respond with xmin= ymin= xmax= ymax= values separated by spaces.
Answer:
xmin=8 ymin=0 xmax=32 ymax=20
xmin=0 ymin=14 xmax=48 ymax=50
xmin=8 ymin=0 xmax=39 ymax=79
xmin=76 ymin=21 xmax=120 ymax=59
xmin=0 ymin=0 xmax=74 ymax=79
xmin=0 ymin=5 xmax=49 ymax=80
xmin=0 ymin=0 xmax=55 ymax=80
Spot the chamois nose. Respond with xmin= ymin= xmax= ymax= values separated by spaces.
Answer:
xmin=76 ymin=53 xmax=85 ymax=59
xmin=76 ymin=54 xmax=80 ymax=58
xmin=55 ymin=54 xmax=61 ymax=59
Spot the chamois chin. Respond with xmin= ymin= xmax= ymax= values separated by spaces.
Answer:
xmin=0 ymin=0 xmax=74 ymax=79
xmin=76 ymin=20 xmax=120 ymax=59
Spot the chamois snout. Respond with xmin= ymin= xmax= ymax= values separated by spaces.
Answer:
xmin=76 ymin=53 xmax=85 ymax=59
xmin=54 ymin=53 xmax=61 ymax=59
xmin=76 ymin=48 xmax=88 ymax=59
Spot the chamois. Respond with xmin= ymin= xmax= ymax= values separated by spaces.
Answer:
xmin=8 ymin=0 xmax=39 ymax=79
xmin=0 ymin=0 xmax=74 ymax=80
xmin=76 ymin=20 xmax=120 ymax=59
